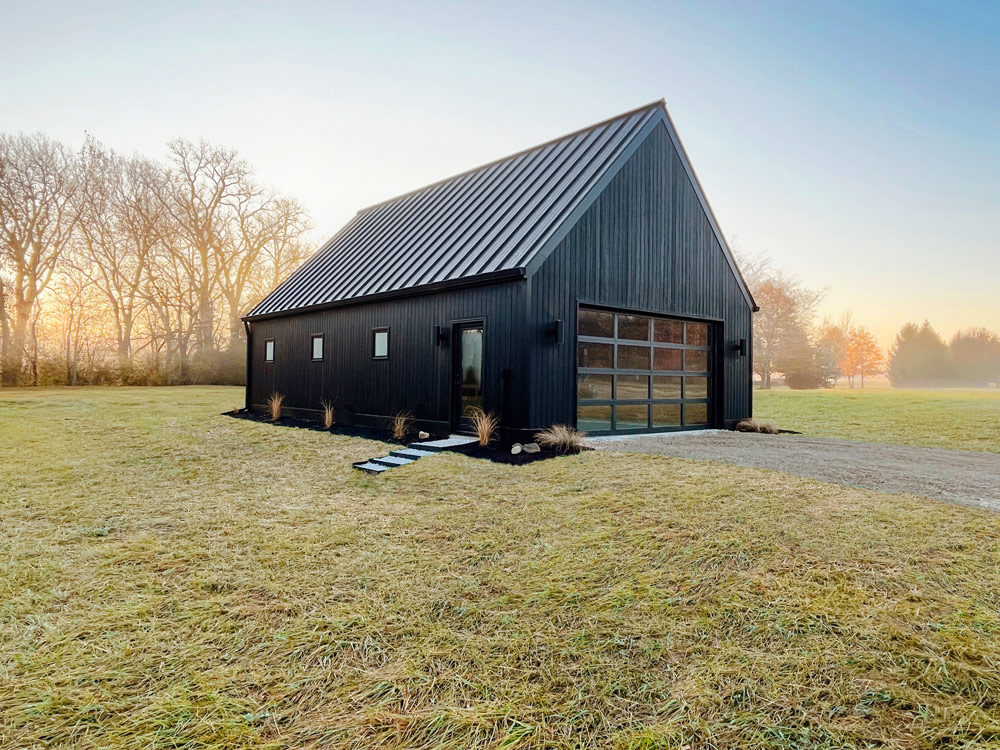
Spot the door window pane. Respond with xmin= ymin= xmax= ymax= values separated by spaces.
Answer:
xmin=617 ymin=345 xmax=650 ymax=370
xmin=459 ymin=327 xmax=484 ymax=415
xmin=615 ymin=404 xmax=649 ymax=429
xmin=652 ymin=376 xmax=681 ymax=399
xmin=653 ymin=319 xmax=683 ymax=344
xmin=685 ymin=350 xmax=709 ymax=372
xmin=684 ymin=403 xmax=709 ymax=425
xmin=577 ymin=404 xmax=611 ymax=432
xmin=617 ymin=314 xmax=650 ymax=341
xmin=652 ymin=404 xmax=681 ymax=426
xmin=577 ymin=374 xmax=612 ymax=400
xmin=615 ymin=375 xmax=649 ymax=399
xmin=578 ymin=309 xmax=614 ymax=338
xmin=685 ymin=377 xmax=708 ymax=399
xmin=653 ymin=348 xmax=682 ymax=371
xmin=579 ymin=342 xmax=613 ymax=368
xmin=686 ymin=322 xmax=709 ymax=346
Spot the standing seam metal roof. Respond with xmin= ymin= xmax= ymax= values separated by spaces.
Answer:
xmin=247 ymin=101 xmax=665 ymax=318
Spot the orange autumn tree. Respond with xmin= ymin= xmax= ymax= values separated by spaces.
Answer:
xmin=841 ymin=325 xmax=885 ymax=388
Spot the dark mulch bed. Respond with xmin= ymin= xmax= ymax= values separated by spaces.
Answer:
xmin=225 ymin=410 xmax=587 ymax=464
xmin=224 ymin=409 xmax=446 ymax=446
xmin=448 ymin=441 xmax=589 ymax=465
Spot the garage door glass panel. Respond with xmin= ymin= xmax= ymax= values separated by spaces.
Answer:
xmin=615 ymin=404 xmax=649 ymax=429
xmin=579 ymin=342 xmax=613 ymax=368
xmin=685 ymin=350 xmax=709 ymax=372
xmin=686 ymin=322 xmax=709 ymax=346
xmin=652 ymin=404 xmax=681 ymax=426
xmin=577 ymin=374 xmax=612 ymax=399
xmin=652 ymin=376 xmax=681 ymax=399
xmin=617 ymin=345 xmax=649 ymax=370
xmin=685 ymin=376 xmax=708 ymax=399
xmin=653 ymin=348 xmax=682 ymax=371
xmin=579 ymin=309 xmax=614 ymax=338
xmin=577 ymin=404 xmax=611 ymax=432
xmin=617 ymin=314 xmax=650 ymax=341
xmin=616 ymin=375 xmax=649 ymax=399
xmin=653 ymin=319 xmax=684 ymax=344
xmin=684 ymin=403 xmax=708 ymax=426
xmin=577 ymin=307 xmax=713 ymax=434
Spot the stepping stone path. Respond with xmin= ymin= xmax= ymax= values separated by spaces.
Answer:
xmin=353 ymin=435 xmax=477 ymax=474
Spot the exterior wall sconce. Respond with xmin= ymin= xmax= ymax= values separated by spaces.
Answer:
xmin=433 ymin=325 xmax=449 ymax=345
xmin=549 ymin=318 xmax=564 ymax=343
xmin=736 ymin=338 xmax=747 ymax=357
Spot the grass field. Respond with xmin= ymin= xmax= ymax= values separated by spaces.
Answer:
xmin=754 ymin=385 xmax=1000 ymax=453
xmin=3 ymin=387 xmax=1000 ymax=749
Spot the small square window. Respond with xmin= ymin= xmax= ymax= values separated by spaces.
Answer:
xmin=264 ymin=339 xmax=274 ymax=362
xmin=373 ymin=328 xmax=389 ymax=359
xmin=311 ymin=334 xmax=324 ymax=361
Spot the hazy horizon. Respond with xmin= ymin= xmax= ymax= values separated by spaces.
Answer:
xmin=3 ymin=0 xmax=997 ymax=348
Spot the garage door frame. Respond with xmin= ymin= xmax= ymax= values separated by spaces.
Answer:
xmin=574 ymin=303 xmax=723 ymax=435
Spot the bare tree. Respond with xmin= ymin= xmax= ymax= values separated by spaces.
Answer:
xmin=0 ymin=133 xmax=82 ymax=384
xmin=78 ymin=137 xmax=165 ymax=366
xmin=1 ymin=130 xmax=314 ymax=386
xmin=159 ymin=139 xmax=256 ymax=354
xmin=218 ymin=196 xmax=311 ymax=342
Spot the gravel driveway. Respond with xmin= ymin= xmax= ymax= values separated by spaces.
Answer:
xmin=588 ymin=431 xmax=1000 ymax=512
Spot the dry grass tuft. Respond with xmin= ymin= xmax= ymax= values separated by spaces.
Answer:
xmin=267 ymin=391 xmax=285 ymax=421
xmin=320 ymin=398 xmax=336 ymax=429
xmin=466 ymin=406 xmax=499 ymax=446
xmin=736 ymin=417 xmax=780 ymax=434
xmin=534 ymin=423 xmax=586 ymax=453
xmin=391 ymin=409 xmax=413 ymax=440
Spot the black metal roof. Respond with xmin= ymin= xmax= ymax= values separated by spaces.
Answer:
xmin=248 ymin=100 xmax=755 ymax=319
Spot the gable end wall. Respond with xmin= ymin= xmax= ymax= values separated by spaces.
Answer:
xmin=527 ymin=122 xmax=753 ymax=428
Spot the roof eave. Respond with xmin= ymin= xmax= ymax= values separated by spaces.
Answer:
xmin=243 ymin=267 xmax=527 ymax=323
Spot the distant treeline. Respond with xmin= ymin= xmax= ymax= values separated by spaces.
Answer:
xmin=889 ymin=322 xmax=1000 ymax=388
xmin=0 ymin=132 xmax=312 ymax=387
xmin=738 ymin=250 xmax=999 ymax=389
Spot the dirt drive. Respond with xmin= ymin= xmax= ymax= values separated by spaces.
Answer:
xmin=589 ymin=430 xmax=1000 ymax=512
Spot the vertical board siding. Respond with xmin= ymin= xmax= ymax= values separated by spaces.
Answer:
xmin=529 ymin=122 xmax=753 ymax=429
xmin=248 ymin=281 xmax=528 ymax=431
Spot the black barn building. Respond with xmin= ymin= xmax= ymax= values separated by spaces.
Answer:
xmin=244 ymin=100 xmax=757 ymax=439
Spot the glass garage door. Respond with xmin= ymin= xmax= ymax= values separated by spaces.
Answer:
xmin=576 ymin=307 xmax=713 ymax=433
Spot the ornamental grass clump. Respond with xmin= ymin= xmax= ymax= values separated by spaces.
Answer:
xmin=268 ymin=392 xmax=285 ymax=421
xmin=320 ymin=398 xmax=336 ymax=429
xmin=391 ymin=410 xmax=413 ymax=440
xmin=534 ymin=423 xmax=586 ymax=453
xmin=466 ymin=406 xmax=499 ymax=446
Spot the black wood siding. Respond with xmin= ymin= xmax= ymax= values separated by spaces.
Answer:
xmin=248 ymin=280 xmax=528 ymax=433
xmin=527 ymin=122 xmax=753 ymax=429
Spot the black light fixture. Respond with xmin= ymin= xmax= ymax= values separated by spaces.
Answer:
xmin=433 ymin=325 xmax=448 ymax=345
xmin=737 ymin=338 xmax=747 ymax=357
xmin=550 ymin=318 xmax=564 ymax=344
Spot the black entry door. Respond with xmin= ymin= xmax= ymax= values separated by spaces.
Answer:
xmin=452 ymin=323 xmax=484 ymax=432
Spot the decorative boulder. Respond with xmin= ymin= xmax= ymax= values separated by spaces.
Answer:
xmin=418 ymin=431 xmax=430 ymax=439
xmin=523 ymin=442 xmax=541 ymax=454
xmin=510 ymin=443 xmax=523 ymax=455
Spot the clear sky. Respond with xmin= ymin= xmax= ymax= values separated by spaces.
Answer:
xmin=2 ymin=0 xmax=997 ymax=347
